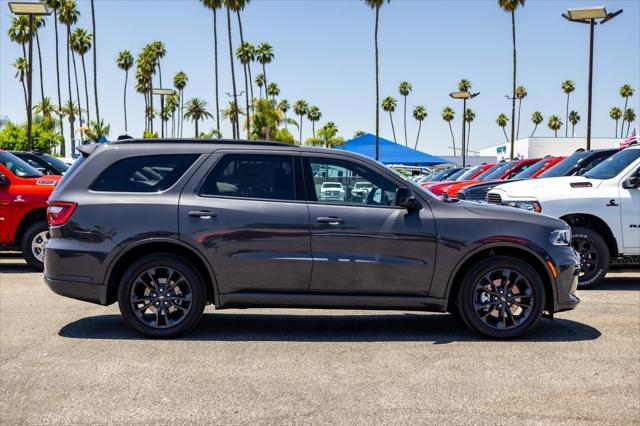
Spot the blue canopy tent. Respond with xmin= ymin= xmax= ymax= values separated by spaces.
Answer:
xmin=336 ymin=133 xmax=448 ymax=166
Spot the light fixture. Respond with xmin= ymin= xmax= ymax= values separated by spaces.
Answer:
xmin=8 ymin=2 xmax=51 ymax=15
xmin=152 ymin=88 xmax=175 ymax=96
xmin=567 ymin=6 xmax=607 ymax=21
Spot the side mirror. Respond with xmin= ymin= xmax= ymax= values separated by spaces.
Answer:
xmin=395 ymin=187 xmax=421 ymax=211
xmin=622 ymin=176 xmax=640 ymax=189
xmin=0 ymin=173 xmax=10 ymax=187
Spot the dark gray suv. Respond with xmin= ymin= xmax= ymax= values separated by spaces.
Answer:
xmin=44 ymin=139 xmax=580 ymax=338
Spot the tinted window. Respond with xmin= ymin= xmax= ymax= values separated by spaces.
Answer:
xmin=482 ymin=161 xmax=517 ymax=179
xmin=537 ymin=151 xmax=593 ymax=178
xmin=443 ymin=168 xmax=467 ymax=181
xmin=475 ymin=163 xmax=503 ymax=179
xmin=584 ymin=149 xmax=640 ymax=180
xmin=42 ymin=154 xmax=70 ymax=172
xmin=306 ymin=157 xmax=398 ymax=206
xmin=91 ymin=154 xmax=198 ymax=192
xmin=0 ymin=151 xmax=43 ymax=178
xmin=511 ymin=159 xmax=550 ymax=179
xmin=200 ymin=154 xmax=296 ymax=201
xmin=456 ymin=166 xmax=483 ymax=180
xmin=505 ymin=162 xmax=535 ymax=179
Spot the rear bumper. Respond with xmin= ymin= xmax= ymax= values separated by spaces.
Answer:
xmin=43 ymin=273 xmax=107 ymax=305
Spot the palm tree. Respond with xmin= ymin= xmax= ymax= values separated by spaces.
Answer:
xmin=498 ymin=0 xmax=525 ymax=159
xmin=184 ymin=98 xmax=213 ymax=137
xmin=547 ymin=115 xmax=563 ymax=137
xmin=236 ymin=41 xmax=254 ymax=138
xmin=12 ymin=57 xmax=28 ymax=115
xmin=316 ymin=122 xmax=343 ymax=148
xmin=250 ymin=98 xmax=296 ymax=141
xmin=71 ymin=28 xmax=92 ymax=123
xmin=568 ymin=111 xmax=580 ymax=137
xmin=29 ymin=16 xmax=46 ymax=106
xmin=255 ymin=42 xmax=274 ymax=91
xmin=223 ymin=2 xmax=239 ymax=138
xmin=458 ymin=79 xmax=471 ymax=92
xmin=232 ymin=1 xmax=254 ymax=103
xmin=381 ymin=96 xmax=398 ymax=143
xmin=278 ymin=99 xmax=290 ymax=129
xmin=442 ymin=106 xmax=456 ymax=155
xmin=255 ymin=73 xmax=265 ymax=98
xmin=222 ymin=100 xmax=244 ymax=137
xmin=59 ymin=100 xmax=79 ymax=151
xmin=413 ymin=105 xmax=427 ymax=150
xmin=609 ymin=107 xmax=623 ymax=137
xmin=267 ymin=82 xmax=280 ymax=100
xmin=173 ymin=71 xmax=188 ymax=137
xmin=530 ymin=111 xmax=543 ymax=137
xmin=561 ymin=80 xmax=575 ymax=137
xmin=398 ymin=81 xmax=412 ymax=146
xmin=201 ymin=0 xmax=223 ymax=132
xmin=293 ymin=100 xmax=309 ymax=143
xmin=90 ymin=0 xmax=99 ymax=122
xmin=464 ymin=108 xmax=475 ymax=155
xmin=515 ymin=85 xmax=527 ymax=139
xmin=46 ymin=0 xmax=64 ymax=138
xmin=307 ymin=106 xmax=322 ymax=137
xmin=85 ymin=119 xmax=110 ymax=143
xmin=165 ymin=93 xmax=179 ymax=137
xmin=136 ymin=47 xmax=155 ymax=132
xmin=58 ymin=0 xmax=80 ymax=149
xmin=34 ymin=97 xmax=58 ymax=119
xmin=364 ymin=0 xmax=389 ymax=160
xmin=353 ymin=130 xmax=367 ymax=138
xmin=8 ymin=16 xmax=29 ymax=60
xmin=623 ymin=108 xmax=636 ymax=138
xmin=619 ymin=84 xmax=635 ymax=137
xmin=496 ymin=113 xmax=509 ymax=142
xmin=116 ymin=50 xmax=134 ymax=132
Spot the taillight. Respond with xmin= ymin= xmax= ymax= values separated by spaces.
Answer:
xmin=47 ymin=201 xmax=77 ymax=226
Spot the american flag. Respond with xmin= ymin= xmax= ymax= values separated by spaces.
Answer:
xmin=621 ymin=128 xmax=637 ymax=149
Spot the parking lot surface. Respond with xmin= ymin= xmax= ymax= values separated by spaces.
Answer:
xmin=1 ymin=253 xmax=639 ymax=425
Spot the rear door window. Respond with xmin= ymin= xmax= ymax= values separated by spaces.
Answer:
xmin=91 ymin=154 xmax=199 ymax=192
xmin=200 ymin=154 xmax=297 ymax=201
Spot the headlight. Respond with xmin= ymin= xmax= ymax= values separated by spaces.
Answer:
xmin=506 ymin=200 xmax=542 ymax=213
xmin=550 ymin=229 xmax=571 ymax=246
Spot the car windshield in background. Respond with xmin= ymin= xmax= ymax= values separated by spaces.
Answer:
xmin=537 ymin=151 xmax=592 ymax=178
xmin=481 ymin=161 xmax=517 ymax=179
xmin=42 ymin=154 xmax=70 ymax=172
xmin=445 ymin=168 xmax=467 ymax=181
xmin=475 ymin=163 xmax=503 ymax=179
xmin=0 ymin=151 xmax=43 ymax=178
xmin=424 ymin=169 xmax=452 ymax=181
xmin=583 ymin=149 xmax=640 ymax=180
xmin=456 ymin=166 xmax=483 ymax=180
xmin=513 ymin=159 xmax=550 ymax=179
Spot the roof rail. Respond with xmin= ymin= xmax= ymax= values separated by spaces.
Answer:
xmin=111 ymin=138 xmax=296 ymax=147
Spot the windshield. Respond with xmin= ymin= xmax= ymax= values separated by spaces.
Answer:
xmin=481 ymin=161 xmax=517 ymax=180
xmin=0 ymin=151 xmax=43 ymax=178
xmin=444 ymin=168 xmax=467 ymax=181
xmin=512 ymin=159 xmax=551 ymax=179
xmin=583 ymin=149 xmax=640 ymax=179
xmin=456 ymin=166 xmax=483 ymax=181
xmin=537 ymin=151 xmax=592 ymax=178
xmin=475 ymin=163 xmax=504 ymax=180
xmin=426 ymin=168 xmax=456 ymax=182
xmin=42 ymin=154 xmax=70 ymax=172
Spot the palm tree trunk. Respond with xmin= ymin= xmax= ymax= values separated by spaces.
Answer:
xmin=374 ymin=6 xmax=380 ymax=161
xmin=123 ymin=70 xmax=128 ymax=132
xmin=71 ymin=49 xmax=83 ymax=138
xmin=66 ymin=26 xmax=74 ymax=152
xmin=226 ymin=7 xmax=239 ymax=139
xmin=149 ymin=88 xmax=154 ymax=133
xmin=565 ymin=94 xmax=569 ymax=137
xmin=81 ymin=55 xmax=90 ymax=123
xmin=516 ymin=98 xmax=521 ymax=139
xmin=466 ymin=122 xmax=471 ymax=155
xmin=180 ymin=89 xmax=184 ymax=137
xmin=236 ymin=11 xmax=250 ymax=138
xmin=509 ymin=10 xmax=516 ymax=159
xmin=626 ymin=121 xmax=632 ymax=138
xmin=615 ymin=120 xmax=618 ymax=137
xmin=91 ymin=0 xmax=100 ymax=122
xmin=195 ymin=119 xmax=199 ymax=138
xmin=448 ymin=122 xmax=456 ymax=156
xmin=572 ymin=124 xmax=575 ymax=137
xmin=69 ymin=118 xmax=75 ymax=151
xmin=403 ymin=95 xmax=408 ymax=146
xmin=35 ymin=31 xmax=44 ymax=106
xmin=299 ymin=114 xmax=303 ymax=143
xmin=20 ymin=80 xmax=28 ymax=117
xmin=236 ymin=9 xmax=253 ymax=108
xmin=622 ymin=98 xmax=629 ymax=138
xmin=53 ymin=11 xmax=64 ymax=146
xmin=388 ymin=112 xmax=397 ymax=143
xmin=554 ymin=129 xmax=558 ymax=138
xmin=531 ymin=124 xmax=538 ymax=138
xmin=312 ymin=122 xmax=316 ymax=138
xmin=414 ymin=121 xmax=422 ymax=150
xmin=503 ymin=127 xmax=509 ymax=143
xmin=213 ymin=8 xmax=220 ymax=132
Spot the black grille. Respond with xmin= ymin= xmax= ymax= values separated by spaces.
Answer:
xmin=487 ymin=193 xmax=502 ymax=204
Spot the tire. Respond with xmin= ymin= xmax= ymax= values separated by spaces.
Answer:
xmin=571 ymin=227 xmax=609 ymax=289
xmin=456 ymin=256 xmax=545 ymax=339
xmin=117 ymin=254 xmax=206 ymax=338
xmin=20 ymin=220 xmax=49 ymax=271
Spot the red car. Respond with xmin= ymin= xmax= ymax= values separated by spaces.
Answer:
xmin=0 ymin=150 xmax=60 ymax=269
xmin=442 ymin=158 xmax=541 ymax=198
xmin=425 ymin=163 xmax=495 ymax=196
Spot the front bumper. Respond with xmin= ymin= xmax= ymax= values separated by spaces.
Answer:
xmin=43 ymin=273 xmax=108 ymax=305
xmin=551 ymin=247 xmax=581 ymax=312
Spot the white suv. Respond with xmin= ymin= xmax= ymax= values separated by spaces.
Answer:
xmin=320 ymin=182 xmax=345 ymax=201
xmin=487 ymin=146 xmax=640 ymax=288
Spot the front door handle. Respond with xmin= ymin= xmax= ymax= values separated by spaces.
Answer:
xmin=188 ymin=210 xmax=217 ymax=219
xmin=317 ymin=216 xmax=344 ymax=225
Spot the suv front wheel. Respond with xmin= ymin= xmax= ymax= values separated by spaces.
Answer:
xmin=457 ymin=256 xmax=545 ymax=339
xmin=117 ymin=254 xmax=206 ymax=338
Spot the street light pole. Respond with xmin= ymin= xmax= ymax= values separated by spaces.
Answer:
xmin=152 ymin=88 xmax=175 ymax=139
xmin=26 ymin=14 xmax=34 ymax=151
xmin=461 ymin=98 xmax=467 ymax=167
xmin=586 ymin=19 xmax=594 ymax=150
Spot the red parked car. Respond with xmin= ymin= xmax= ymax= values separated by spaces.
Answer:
xmin=424 ymin=163 xmax=495 ymax=196
xmin=0 ymin=150 xmax=60 ymax=269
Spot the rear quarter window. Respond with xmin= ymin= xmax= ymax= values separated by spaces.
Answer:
xmin=90 ymin=154 xmax=199 ymax=192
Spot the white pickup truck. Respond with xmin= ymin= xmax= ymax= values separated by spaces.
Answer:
xmin=487 ymin=146 xmax=640 ymax=288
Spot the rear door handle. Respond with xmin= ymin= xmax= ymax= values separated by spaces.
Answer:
xmin=188 ymin=210 xmax=217 ymax=219
xmin=316 ymin=216 xmax=344 ymax=225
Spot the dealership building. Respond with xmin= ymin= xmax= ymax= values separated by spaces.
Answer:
xmin=477 ymin=137 xmax=624 ymax=161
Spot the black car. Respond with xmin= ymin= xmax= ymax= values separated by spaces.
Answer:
xmin=10 ymin=150 xmax=70 ymax=175
xmin=44 ymin=139 xmax=579 ymax=339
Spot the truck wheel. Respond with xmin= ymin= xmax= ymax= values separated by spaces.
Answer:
xmin=457 ymin=256 xmax=545 ymax=339
xmin=572 ymin=227 xmax=609 ymax=289
xmin=21 ymin=221 xmax=49 ymax=271
xmin=118 ymin=254 xmax=206 ymax=338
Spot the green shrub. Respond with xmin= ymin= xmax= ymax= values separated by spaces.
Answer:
xmin=0 ymin=121 xmax=62 ymax=153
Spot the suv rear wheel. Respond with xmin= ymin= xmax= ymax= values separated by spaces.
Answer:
xmin=571 ymin=227 xmax=609 ymax=289
xmin=457 ymin=256 xmax=545 ymax=339
xmin=117 ymin=254 xmax=206 ymax=338
xmin=21 ymin=220 xmax=49 ymax=271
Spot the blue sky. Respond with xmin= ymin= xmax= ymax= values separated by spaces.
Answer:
xmin=1 ymin=0 xmax=639 ymax=155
